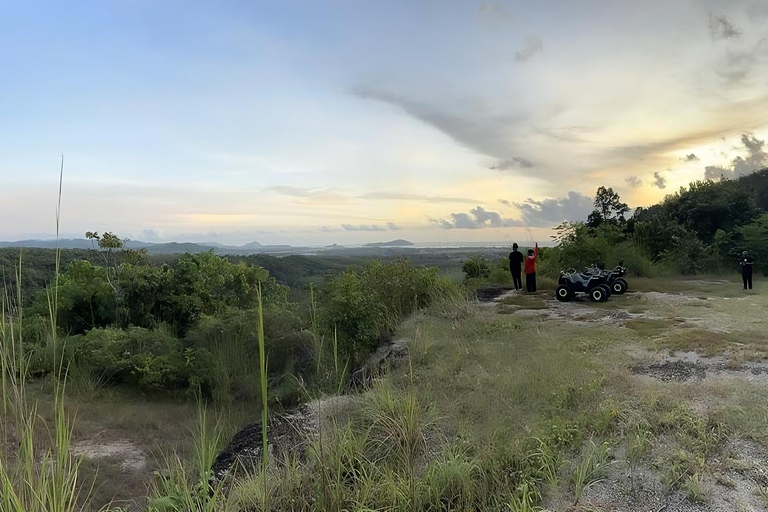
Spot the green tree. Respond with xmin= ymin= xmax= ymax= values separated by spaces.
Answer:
xmin=588 ymin=187 xmax=629 ymax=227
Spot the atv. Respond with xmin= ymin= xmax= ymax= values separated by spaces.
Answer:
xmin=555 ymin=268 xmax=611 ymax=302
xmin=583 ymin=261 xmax=628 ymax=295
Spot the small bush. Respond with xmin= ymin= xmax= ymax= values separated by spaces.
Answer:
xmin=69 ymin=325 xmax=188 ymax=390
xmin=462 ymin=255 xmax=491 ymax=280
xmin=324 ymin=259 xmax=448 ymax=357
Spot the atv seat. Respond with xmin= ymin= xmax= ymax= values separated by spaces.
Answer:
xmin=571 ymin=273 xmax=594 ymax=286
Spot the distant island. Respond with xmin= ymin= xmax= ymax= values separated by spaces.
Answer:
xmin=364 ymin=239 xmax=414 ymax=247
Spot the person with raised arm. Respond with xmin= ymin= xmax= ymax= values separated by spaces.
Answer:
xmin=524 ymin=242 xmax=539 ymax=293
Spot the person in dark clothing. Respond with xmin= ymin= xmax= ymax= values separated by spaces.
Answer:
xmin=740 ymin=251 xmax=754 ymax=290
xmin=524 ymin=243 xmax=539 ymax=292
xmin=509 ymin=243 xmax=524 ymax=291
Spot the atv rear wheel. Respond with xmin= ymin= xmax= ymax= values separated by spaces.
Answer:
xmin=555 ymin=285 xmax=571 ymax=302
xmin=611 ymin=278 xmax=628 ymax=294
xmin=598 ymin=284 xmax=610 ymax=301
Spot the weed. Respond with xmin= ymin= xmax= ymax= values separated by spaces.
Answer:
xmin=506 ymin=480 xmax=542 ymax=512
xmin=409 ymin=321 xmax=435 ymax=365
xmin=682 ymin=471 xmax=710 ymax=503
xmin=529 ymin=437 xmax=564 ymax=486
xmin=571 ymin=440 xmax=611 ymax=504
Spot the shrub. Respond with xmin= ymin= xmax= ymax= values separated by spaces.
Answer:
xmin=461 ymin=255 xmax=490 ymax=280
xmin=185 ymin=306 xmax=312 ymax=405
xmin=324 ymin=259 xmax=446 ymax=357
xmin=68 ymin=325 xmax=188 ymax=390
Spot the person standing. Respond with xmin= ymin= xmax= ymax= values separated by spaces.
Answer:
xmin=509 ymin=243 xmax=524 ymax=291
xmin=524 ymin=242 xmax=539 ymax=293
xmin=740 ymin=250 xmax=754 ymax=290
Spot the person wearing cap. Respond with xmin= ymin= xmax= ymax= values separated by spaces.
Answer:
xmin=740 ymin=251 xmax=754 ymax=290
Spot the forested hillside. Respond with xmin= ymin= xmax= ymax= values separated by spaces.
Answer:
xmin=537 ymin=170 xmax=768 ymax=277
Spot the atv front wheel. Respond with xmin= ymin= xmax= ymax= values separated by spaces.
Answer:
xmin=611 ymin=278 xmax=628 ymax=294
xmin=589 ymin=286 xmax=606 ymax=302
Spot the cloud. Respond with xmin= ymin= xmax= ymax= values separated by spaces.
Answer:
xmin=515 ymin=36 xmax=543 ymax=62
xmin=653 ymin=171 xmax=667 ymax=189
xmin=434 ymin=192 xmax=593 ymax=230
xmin=489 ymin=157 xmax=535 ymax=170
xmin=514 ymin=191 xmax=594 ymax=227
xmin=478 ymin=2 xmax=513 ymax=21
xmin=625 ymin=176 xmax=643 ymax=188
xmin=341 ymin=222 xmax=401 ymax=231
xmin=681 ymin=153 xmax=699 ymax=162
xmin=703 ymin=133 xmax=768 ymax=180
xmin=141 ymin=228 xmax=163 ymax=241
xmin=498 ymin=199 xmax=512 ymax=207
xmin=359 ymin=191 xmax=480 ymax=204
xmin=704 ymin=165 xmax=728 ymax=180
xmin=709 ymin=14 xmax=742 ymax=41
xmin=341 ymin=223 xmax=387 ymax=231
xmin=716 ymin=39 xmax=768 ymax=82
xmin=264 ymin=185 xmax=348 ymax=202
xmin=434 ymin=206 xmax=521 ymax=229
xmin=351 ymin=85 xmax=527 ymax=167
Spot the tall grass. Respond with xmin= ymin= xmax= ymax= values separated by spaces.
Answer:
xmin=0 ymin=157 xmax=93 ymax=512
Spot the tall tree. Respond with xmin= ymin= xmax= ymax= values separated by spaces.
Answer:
xmin=591 ymin=187 xmax=629 ymax=225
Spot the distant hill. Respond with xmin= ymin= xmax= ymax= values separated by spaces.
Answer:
xmin=364 ymin=239 xmax=414 ymax=247
xmin=0 ymin=239 xmax=296 ymax=255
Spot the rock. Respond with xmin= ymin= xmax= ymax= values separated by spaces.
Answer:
xmin=350 ymin=337 xmax=409 ymax=388
xmin=476 ymin=286 xmax=514 ymax=302
xmin=211 ymin=403 xmax=317 ymax=479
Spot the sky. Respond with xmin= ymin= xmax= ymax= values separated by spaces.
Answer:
xmin=2 ymin=0 xmax=768 ymax=246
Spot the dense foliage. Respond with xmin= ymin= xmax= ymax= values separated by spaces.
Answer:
xmin=2 ymin=248 xmax=456 ymax=404
xmin=545 ymin=170 xmax=768 ymax=277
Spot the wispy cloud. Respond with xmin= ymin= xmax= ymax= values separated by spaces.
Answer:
xmin=498 ymin=199 xmax=511 ymax=207
xmin=341 ymin=222 xmax=401 ymax=231
xmin=515 ymin=36 xmax=543 ymax=62
xmin=263 ymin=185 xmax=348 ymax=202
xmin=351 ymin=85 xmax=527 ymax=167
xmin=625 ymin=176 xmax=643 ymax=188
xmin=709 ymin=14 xmax=742 ymax=42
xmin=359 ymin=191 xmax=480 ymax=204
xmin=489 ymin=157 xmax=534 ymax=170
xmin=653 ymin=171 xmax=667 ymax=189
xmin=341 ymin=223 xmax=387 ymax=231
xmin=681 ymin=153 xmax=699 ymax=162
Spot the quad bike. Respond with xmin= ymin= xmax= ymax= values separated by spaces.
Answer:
xmin=583 ymin=261 xmax=628 ymax=295
xmin=555 ymin=268 xmax=611 ymax=302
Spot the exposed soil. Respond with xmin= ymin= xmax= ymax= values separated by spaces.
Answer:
xmin=637 ymin=291 xmax=709 ymax=306
xmin=632 ymin=351 xmax=768 ymax=383
xmin=71 ymin=439 xmax=147 ymax=472
xmin=475 ymin=285 xmax=514 ymax=301
xmin=632 ymin=360 xmax=709 ymax=381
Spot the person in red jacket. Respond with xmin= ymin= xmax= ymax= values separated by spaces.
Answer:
xmin=524 ymin=243 xmax=539 ymax=292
